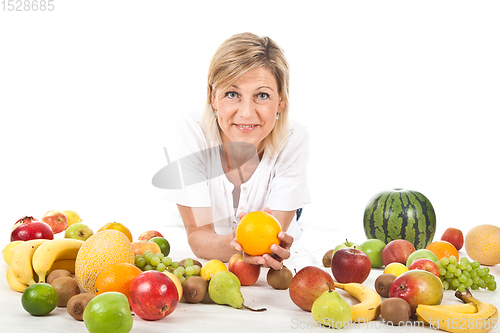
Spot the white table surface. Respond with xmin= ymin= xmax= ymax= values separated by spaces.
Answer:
xmin=1 ymin=209 xmax=499 ymax=333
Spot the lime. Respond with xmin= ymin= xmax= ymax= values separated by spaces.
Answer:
xmin=21 ymin=283 xmax=58 ymax=316
xmin=151 ymin=237 xmax=170 ymax=257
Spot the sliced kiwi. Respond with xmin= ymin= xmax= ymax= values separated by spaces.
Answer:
xmin=67 ymin=293 xmax=95 ymax=321
xmin=266 ymin=265 xmax=293 ymax=290
xmin=375 ymin=273 xmax=397 ymax=298
xmin=183 ymin=276 xmax=208 ymax=303
xmin=52 ymin=276 xmax=81 ymax=307
xmin=47 ymin=269 xmax=72 ymax=285
xmin=380 ymin=298 xmax=411 ymax=324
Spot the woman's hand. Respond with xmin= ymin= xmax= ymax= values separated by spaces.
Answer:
xmin=229 ymin=208 xmax=294 ymax=270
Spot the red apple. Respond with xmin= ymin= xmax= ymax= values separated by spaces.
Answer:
xmin=11 ymin=221 xmax=54 ymax=241
xmin=408 ymin=258 xmax=439 ymax=277
xmin=228 ymin=252 xmax=261 ymax=286
xmin=382 ymin=239 xmax=416 ymax=266
xmin=289 ymin=266 xmax=335 ymax=312
xmin=129 ymin=271 xmax=179 ymax=320
xmin=41 ymin=210 xmax=68 ymax=234
xmin=137 ymin=230 xmax=164 ymax=241
xmin=331 ymin=248 xmax=371 ymax=284
xmin=11 ymin=216 xmax=39 ymax=232
xmin=389 ymin=270 xmax=444 ymax=317
xmin=441 ymin=227 xmax=464 ymax=251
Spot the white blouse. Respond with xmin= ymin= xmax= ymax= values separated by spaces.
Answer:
xmin=162 ymin=115 xmax=310 ymax=236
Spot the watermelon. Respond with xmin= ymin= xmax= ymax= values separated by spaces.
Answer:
xmin=363 ymin=188 xmax=436 ymax=250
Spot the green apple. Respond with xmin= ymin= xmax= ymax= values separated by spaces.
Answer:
xmin=334 ymin=240 xmax=359 ymax=253
xmin=83 ymin=292 xmax=133 ymax=333
xmin=64 ymin=223 xmax=94 ymax=241
xmin=360 ymin=239 xmax=386 ymax=268
xmin=311 ymin=285 xmax=352 ymax=328
xmin=406 ymin=249 xmax=438 ymax=267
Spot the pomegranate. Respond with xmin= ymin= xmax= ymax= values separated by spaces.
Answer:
xmin=12 ymin=216 xmax=39 ymax=232
xmin=129 ymin=271 xmax=178 ymax=320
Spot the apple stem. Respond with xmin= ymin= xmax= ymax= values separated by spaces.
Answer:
xmin=327 ymin=282 xmax=332 ymax=292
xmin=242 ymin=304 xmax=267 ymax=312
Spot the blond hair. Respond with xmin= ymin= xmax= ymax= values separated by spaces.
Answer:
xmin=201 ymin=32 xmax=290 ymax=155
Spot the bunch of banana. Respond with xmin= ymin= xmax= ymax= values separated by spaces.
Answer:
xmin=416 ymin=289 xmax=498 ymax=333
xmin=3 ymin=238 xmax=84 ymax=292
xmin=334 ymin=282 xmax=382 ymax=323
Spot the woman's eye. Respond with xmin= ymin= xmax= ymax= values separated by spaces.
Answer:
xmin=257 ymin=93 xmax=269 ymax=100
xmin=225 ymin=91 xmax=238 ymax=99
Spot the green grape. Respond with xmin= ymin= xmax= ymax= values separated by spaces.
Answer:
xmin=462 ymin=271 xmax=471 ymax=279
xmin=476 ymin=268 xmax=486 ymax=277
xmin=487 ymin=281 xmax=497 ymax=291
xmin=454 ymin=268 xmax=462 ymax=277
xmin=483 ymin=274 xmax=494 ymax=283
xmin=465 ymin=264 xmax=472 ymax=272
xmin=145 ymin=253 xmax=155 ymax=264
xmin=144 ymin=264 xmax=153 ymax=271
xmin=440 ymin=257 xmax=450 ymax=266
xmin=458 ymin=275 xmax=467 ymax=283
xmin=150 ymin=256 xmax=161 ymax=267
xmin=439 ymin=268 xmax=447 ymax=276
xmin=457 ymin=284 xmax=466 ymax=293
xmin=470 ymin=270 xmax=477 ymax=279
xmin=442 ymin=280 xmax=450 ymax=290
xmin=471 ymin=261 xmax=480 ymax=269
xmin=451 ymin=279 xmax=460 ymax=287
xmin=471 ymin=284 xmax=479 ymax=290
xmin=175 ymin=266 xmax=185 ymax=275
xmin=459 ymin=262 xmax=467 ymax=270
xmin=134 ymin=254 xmax=144 ymax=264
xmin=179 ymin=275 xmax=186 ymax=284
xmin=184 ymin=258 xmax=194 ymax=267
xmin=449 ymin=255 xmax=457 ymax=264
xmin=466 ymin=278 xmax=473 ymax=287
xmin=478 ymin=280 xmax=487 ymax=289
xmin=460 ymin=257 xmax=468 ymax=263
xmin=447 ymin=264 xmax=457 ymax=273
xmin=136 ymin=257 xmax=146 ymax=268
xmin=170 ymin=261 xmax=179 ymax=269
xmin=156 ymin=263 xmax=166 ymax=272
xmin=155 ymin=253 xmax=165 ymax=260
xmin=484 ymin=267 xmax=490 ymax=274
xmin=445 ymin=271 xmax=454 ymax=279
xmin=473 ymin=276 xmax=482 ymax=285
xmin=436 ymin=262 xmax=443 ymax=270
xmin=185 ymin=266 xmax=196 ymax=276
xmin=143 ymin=250 xmax=152 ymax=257
xmin=162 ymin=257 xmax=172 ymax=266
xmin=192 ymin=265 xmax=201 ymax=275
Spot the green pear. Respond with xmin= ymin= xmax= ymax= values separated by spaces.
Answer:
xmin=208 ymin=271 xmax=244 ymax=309
xmin=311 ymin=283 xmax=352 ymax=329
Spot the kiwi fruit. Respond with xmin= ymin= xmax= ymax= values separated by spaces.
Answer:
xmin=322 ymin=249 xmax=334 ymax=267
xmin=183 ymin=276 xmax=208 ymax=303
xmin=266 ymin=265 xmax=293 ymax=290
xmin=179 ymin=258 xmax=203 ymax=268
xmin=67 ymin=293 xmax=95 ymax=321
xmin=47 ymin=269 xmax=72 ymax=285
xmin=375 ymin=273 xmax=397 ymax=297
xmin=52 ymin=276 xmax=81 ymax=307
xmin=380 ymin=298 xmax=411 ymax=324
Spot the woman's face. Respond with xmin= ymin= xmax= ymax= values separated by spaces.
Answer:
xmin=212 ymin=66 xmax=285 ymax=152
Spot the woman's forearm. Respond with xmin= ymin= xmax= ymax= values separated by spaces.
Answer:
xmin=187 ymin=229 xmax=237 ymax=262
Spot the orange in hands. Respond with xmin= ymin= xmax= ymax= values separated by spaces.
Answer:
xmin=236 ymin=211 xmax=281 ymax=256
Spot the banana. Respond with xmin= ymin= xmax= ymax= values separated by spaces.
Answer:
xmin=2 ymin=240 xmax=24 ymax=265
xmin=32 ymin=238 xmax=84 ymax=283
xmin=417 ymin=303 xmax=478 ymax=325
xmin=47 ymin=259 xmax=76 ymax=275
xmin=416 ymin=290 xmax=498 ymax=333
xmin=6 ymin=267 xmax=29 ymax=293
xmin=10 ymin=239 xmax=49 ymax=285
xmin=334 ymin=282 xmax=382 ymax=323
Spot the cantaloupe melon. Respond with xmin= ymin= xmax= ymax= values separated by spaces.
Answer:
xmin=75 ymin=229 xmax=134 ymax=293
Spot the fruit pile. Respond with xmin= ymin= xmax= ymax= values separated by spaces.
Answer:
xmin=3 ymin=193 xmax=500 ymax=333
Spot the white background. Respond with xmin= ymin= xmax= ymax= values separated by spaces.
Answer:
xmin=1 ymin=1 xmax=500 ymax=332
xmin=1 ymin=0 xmax=499 ymax=242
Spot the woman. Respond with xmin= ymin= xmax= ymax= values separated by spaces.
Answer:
xmin=165 ymin=32 xmax=310 ymax=271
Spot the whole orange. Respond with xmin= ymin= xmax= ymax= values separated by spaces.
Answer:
xmin=425 ymin=240 xmax=459 ymax=261
xmin=98 ymin=222 xmax=133 ymax=243
xmin=236 ymin=211 xmax=281 ymax=256
xmin=94 ymin=263 xmax=142 ymax=304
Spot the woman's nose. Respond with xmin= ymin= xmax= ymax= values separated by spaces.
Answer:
xmin=238 ymin=98 xmax=255 ymax=118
